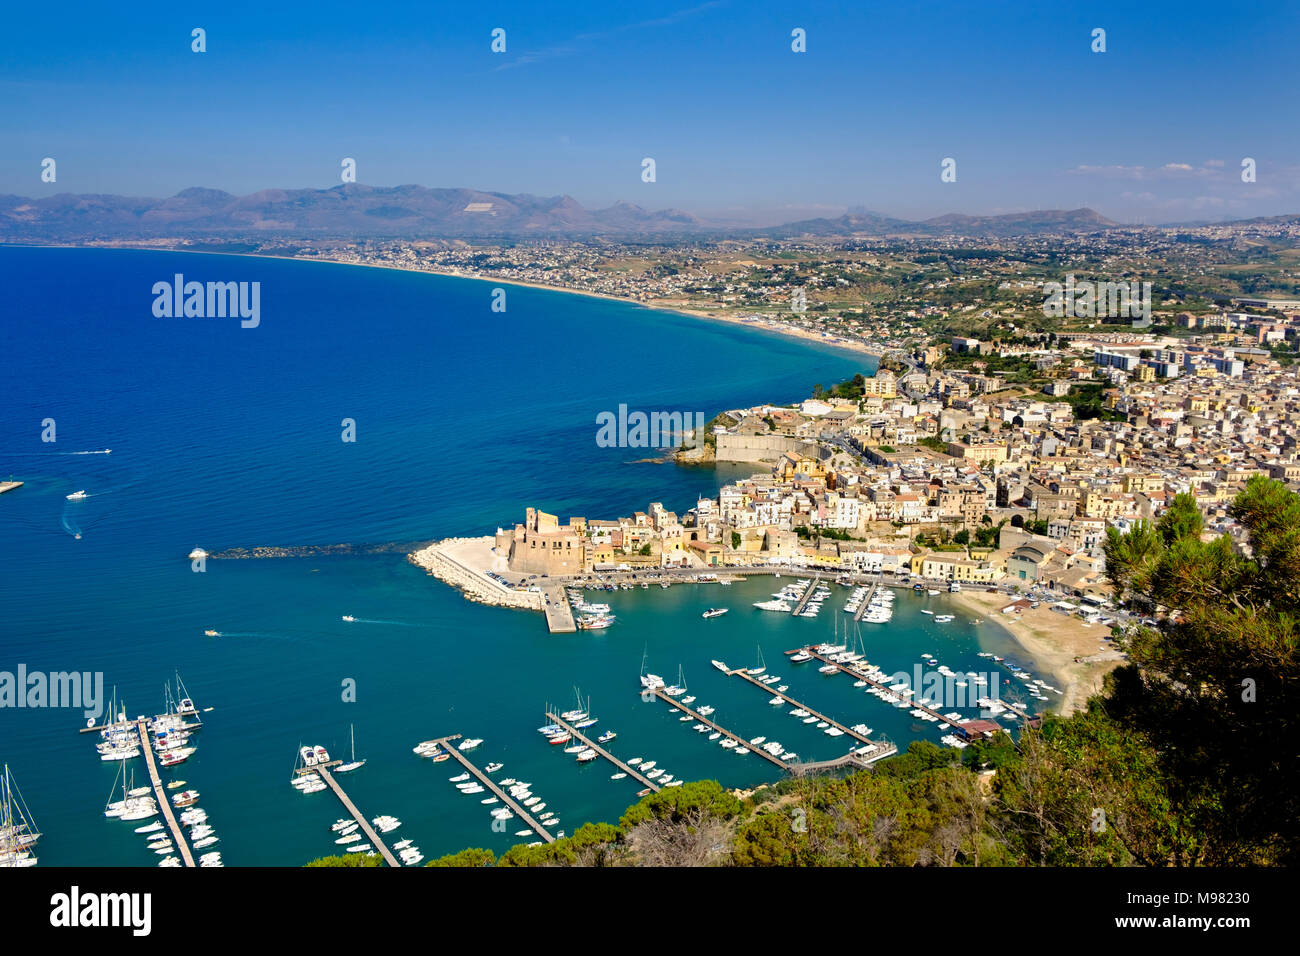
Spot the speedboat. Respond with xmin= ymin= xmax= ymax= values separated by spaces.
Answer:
xmin=341 ymin=615 xmax=355 ymax=622
xmin=597 ymin=730 xmax=617 ymax=743
xmin=66 ymin=490 xmax=87 ymax=500
xmin=458 ymin=738 xmax=483 ymax=751
xmin=701 ymin=608 xmax=728 ymax=619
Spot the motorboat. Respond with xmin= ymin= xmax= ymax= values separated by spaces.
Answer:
xmin=66 ymin=490 xmax=88 ymax=500
xmin=701 ymin=608 xmax=728 ymax=619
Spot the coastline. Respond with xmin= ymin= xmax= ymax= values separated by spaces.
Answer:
xmin=6 ymin=242 xmax=885 ymax=363
xmin=945 ymin=589 xmax=1125 ymax=717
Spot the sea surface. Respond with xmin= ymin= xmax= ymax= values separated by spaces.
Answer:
xmin=0 ymin=246 xmax=1050 ymax=865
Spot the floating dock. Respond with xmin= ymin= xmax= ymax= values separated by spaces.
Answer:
xmin=544 ymin=712 xmax=660 ymax=793
xmin=725 ymin=668 xmax=896 ymax=762
xmin=792 ymin=646 xmax=1029 ymax=728
xmin=0 ymin=480 xmax=22 ymax=496
xmin=791 ymin=574 xmax=823 ymax=615
xmin=309 ymin=764 xmax=400 ymax=866
xmin=852 ymin=575 xmax=882 ymax=622
xmin=135 ymin=719 xmax=195 ymax=868
xmin=426 ymin=735 xmax=556 ymax=844
xmin=647 ymin=688 xmax=788 ymax=768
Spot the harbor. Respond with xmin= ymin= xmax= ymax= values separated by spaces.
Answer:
xmin=137 ymin=718 xmax=195 ymax=868
xmin=312 ymin=765 xmax=400 ymax=867
xmin=543 ymin=712 xmax=660 ymax=792
xmin=723 ymin=666 xmax=896 ymax=761
xmin=424 ymin=735 xmax=557 ymax=844
xmin=647 ymin=687 xmax=789 ymax=769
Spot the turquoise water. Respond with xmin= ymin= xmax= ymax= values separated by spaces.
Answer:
xmin=0 ymin=247 xmax=1046 ymax=865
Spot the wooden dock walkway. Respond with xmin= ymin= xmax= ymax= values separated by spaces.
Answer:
xmin=544 ymin=713 xmax=660 ymax=792
xmin=543 ymin=587 xmax=576 ymax=633
xmin=725 ymin=668 xmax=896 ymax=761
xmin=428 ymin=736 xmax=556 ymax=844
xmin=852 ymin=575 xmax=882 ymax=623
xmin=648 ymin=688 xmax=788 ymax=769
xmin=135 ymin=719 xmax=195 ymax=868
xmin=791 ymin=574 xmax=822 ymax=615
xmin=793 ymin=646 xmax=1027 ymax=729
xmin=314 ymin=765 xmax=400 ymax=866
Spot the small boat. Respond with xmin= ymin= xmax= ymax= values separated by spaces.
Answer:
xmin=341 ymin=615 xmax=355 ymax=622
xmin=484 ymin=762 xmax=503 ymax=773
xmin=66 ymin=490 xmax=88 ymax=500
xmin=458 ymin=739 xmax=483 ymax=751
xmin=701 ymin=608 xmax=728 ymax=619
xmin=610 ymin=772 xmax=627 ymax=780
xmin=203 ymin=629 xmax=220 ymax=637
xmin=134 ymin=821 xmax=164 ymax=834
xmin=711 ymin=660 xmax=728 ymax=672
xmin=334 ymin=724 xmax=366 ymax=773
xmin=166 ymin=780 xmax=186 ymax=790
xmin=597 ymin=731 xmax=617 ymax=743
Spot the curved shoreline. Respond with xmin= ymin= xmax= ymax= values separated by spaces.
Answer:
xmin=5 ymin=242 xmax=884 ymax=363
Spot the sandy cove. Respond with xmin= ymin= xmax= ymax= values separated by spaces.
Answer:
xmin=946 ymin=589 xmax=1126 ymax=717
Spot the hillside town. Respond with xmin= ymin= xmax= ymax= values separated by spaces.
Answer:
xmin=499 ymin=328 xmax=1300 ymax=604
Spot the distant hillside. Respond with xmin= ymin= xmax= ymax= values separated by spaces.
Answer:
xmin=0 ymin=184 xmax=1119 ymax=240
xmin=0 ymin=184 xmax=706 ymax=240
xmin=762 ymin=206 xmax=1117 ymax=238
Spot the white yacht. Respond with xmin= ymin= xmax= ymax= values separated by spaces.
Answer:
xmin=66 ymin=490 xmax=88 ymax=500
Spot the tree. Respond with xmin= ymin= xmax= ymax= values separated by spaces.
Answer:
xmin=730 ymin=531 xmax=742 ymax=550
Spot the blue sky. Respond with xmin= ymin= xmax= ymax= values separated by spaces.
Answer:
xmin=2 ymin=0 xmax=1297 ymax=223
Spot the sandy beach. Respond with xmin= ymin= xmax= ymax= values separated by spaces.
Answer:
xmin=946 ymin=589 xmax=1126 ymax=717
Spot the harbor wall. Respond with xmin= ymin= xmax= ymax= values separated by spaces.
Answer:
xmin=715 ymin=433 xmax=824 ymax=463
xmin=409 ymin=538 xmax=543 ymax=611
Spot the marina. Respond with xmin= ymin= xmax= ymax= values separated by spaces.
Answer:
xmin=790 ymin=574 xmax=824 ymax=616
xmin=647 ymin=687 xmax=789 ymax=769
xmin=307 ymin=763 xmax=400 ymax=867
xmin=790 ymin=645 xmax=1032 ymax=733
xmin=543 ymin=712 xmax=661 ymax=793
xmin=723 ymin=667 xmax=897 ymax=761
xmin=137 ymin=719 xmax=195 ymax=868
xmin=421 ymin=735 xmax=556 ymax=844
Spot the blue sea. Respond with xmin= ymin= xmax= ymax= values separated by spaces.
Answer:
xmin=0 ymin=246 xmax=1047 ymax=865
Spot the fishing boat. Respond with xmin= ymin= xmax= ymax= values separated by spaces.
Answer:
xmin=334 ymin=724 xmax=366 ymax=773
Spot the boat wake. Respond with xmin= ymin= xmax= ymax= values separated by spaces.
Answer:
xmin=2 ymin=448 xmax=113 ymax=456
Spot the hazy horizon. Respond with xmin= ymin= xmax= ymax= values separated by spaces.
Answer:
xmin=4 ymin=0 xmax=1299 ymax=224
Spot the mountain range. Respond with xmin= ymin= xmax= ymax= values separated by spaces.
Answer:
xmin=0 ymin=183 xmax=1126 ymax=240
